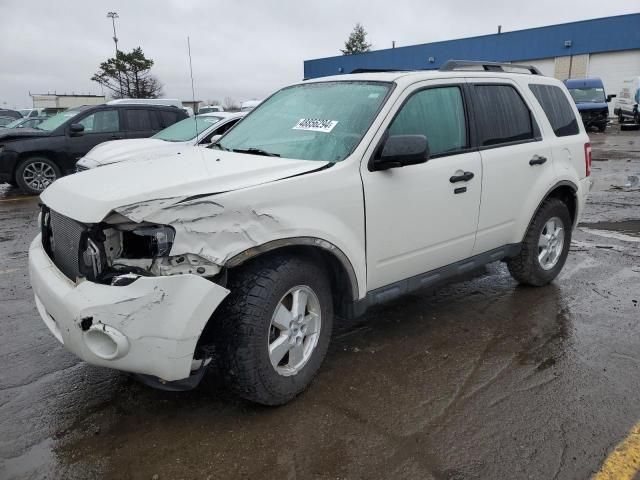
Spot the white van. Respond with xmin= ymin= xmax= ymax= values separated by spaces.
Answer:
xmin=107 ymin=98 xmax=182 ymax=108
xmin=614 ymin=77 xmax=640 ymax=124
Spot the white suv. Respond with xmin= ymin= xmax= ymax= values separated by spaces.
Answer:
xmin=29 ymin=61 xmax=591 ymax=405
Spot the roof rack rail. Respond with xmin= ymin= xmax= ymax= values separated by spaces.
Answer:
xmin=439 ymin=60 xmax=542 ymax=75
xmin=350 ymin=68 xmax=409 ymax=74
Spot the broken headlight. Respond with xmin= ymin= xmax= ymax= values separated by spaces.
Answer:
xmin=121 ymin=225 xmax=176 ymax=258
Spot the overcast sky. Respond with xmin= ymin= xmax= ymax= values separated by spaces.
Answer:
xmin=1 ymin=0 xmax=637 ymax=108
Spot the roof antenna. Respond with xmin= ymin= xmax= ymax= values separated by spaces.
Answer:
xmin=187 ymin=36 xmax=198 ymax=138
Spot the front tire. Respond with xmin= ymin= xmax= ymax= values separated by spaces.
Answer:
xmin=15 ymin=157 xmax=61 ymax=195
xmin=214 ymin=254 xmax=334 ymax=405
xmin=507 ymin=198 xmax=572 ymax=286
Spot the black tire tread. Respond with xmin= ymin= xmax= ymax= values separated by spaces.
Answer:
xmin=213 ymin=254 xmax=332 ymax=405
xmin=507 ymin=198 xmax=572 ymax=286
xmin=15 ymin=156 xmax=60 ymax=195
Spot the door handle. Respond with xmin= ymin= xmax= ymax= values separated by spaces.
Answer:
xmin=529 ymin=155 xmax=548 ymax=166
xmin=449 ymin=171 xmax=474 ymax=183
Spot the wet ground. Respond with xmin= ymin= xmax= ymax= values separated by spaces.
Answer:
xmin=1 ymin=127 xmax=639 ymax=480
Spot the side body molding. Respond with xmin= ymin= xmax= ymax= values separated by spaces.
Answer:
xmin=225 ymin=237 xmax=360 ymax=301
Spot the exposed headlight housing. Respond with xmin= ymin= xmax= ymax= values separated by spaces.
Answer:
xmin=121 ymin=225 xmax=176 ymax=259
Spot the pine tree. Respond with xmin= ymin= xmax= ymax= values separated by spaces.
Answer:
xmin=341 ymin=23 xmax=372 ymax=55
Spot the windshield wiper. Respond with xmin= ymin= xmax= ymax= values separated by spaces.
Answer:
xmin=232 ymin=147 xmax=280 ymax=157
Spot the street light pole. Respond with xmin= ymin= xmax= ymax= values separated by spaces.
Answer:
xmin=106 ymin=11 xmax=123 ymax=97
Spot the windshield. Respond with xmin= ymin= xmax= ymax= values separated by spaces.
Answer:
xmin=4 ymin=118 xmax=24 ymax=128
xmin=217 ymin=81 xmax=391 ymax=162
xmin=18 ymin=109 xmax=32 ymax=117
xmin=569 ymin=87 xmax=606 ymax=103
xmin=36 ymin=109 xmax=82 ymax=131
xmin=152 ymin=115 xmax=223 ymax=142
xmin=199 ymin=107 xmax=221 ymax=114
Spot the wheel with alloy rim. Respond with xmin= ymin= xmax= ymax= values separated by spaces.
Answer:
xmin=269 ymin=285 xmax=322 ymax=377
xmin=537 ymin=217 xmax=565 ymax=271
xmin=507 ymin=198 xmax=572 ymax=286
xmin=15 ymin=157 xmax=61 ymax=195
xmin=213 ymin=254 xmax=333 ymax=405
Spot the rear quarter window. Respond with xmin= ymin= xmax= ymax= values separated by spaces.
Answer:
xmin=529 ymin=84 xmax=580 ymax=137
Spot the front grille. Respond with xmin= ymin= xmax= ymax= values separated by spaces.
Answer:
xmin=44 ymin=209 xmax=86 ymax=280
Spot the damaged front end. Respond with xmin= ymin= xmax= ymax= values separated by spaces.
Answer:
xmin=41 ymin=204 xmax=224 ymax=287
xmin=32 ymin=203 xmax=230 ymax=385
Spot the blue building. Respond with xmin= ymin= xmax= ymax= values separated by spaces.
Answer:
xmin=304 ymin=14 xmax=640 ymax=114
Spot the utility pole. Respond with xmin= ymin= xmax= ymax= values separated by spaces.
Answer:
xmin=106 ymin=11 xmax=123 ymax=97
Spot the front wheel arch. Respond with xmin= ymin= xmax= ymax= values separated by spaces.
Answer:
xmin=15 ymin=155 xmax=62 ymax=194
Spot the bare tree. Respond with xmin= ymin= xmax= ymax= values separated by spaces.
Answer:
xmin=223 ymin=96 xmax=239 ymax=111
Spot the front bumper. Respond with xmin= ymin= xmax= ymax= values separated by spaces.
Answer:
xmin=28 ymin=235 xmax=229 ymax=381
xmin=575 ymin=176 xmax=592 ymax=226
xmin=0 ymin=150 xmax=19 ymax=182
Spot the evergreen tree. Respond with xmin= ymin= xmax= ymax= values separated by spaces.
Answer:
xmin=341 ymin=23 xmax=372 ymax=55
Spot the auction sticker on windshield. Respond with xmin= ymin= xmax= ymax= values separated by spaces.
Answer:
xmin=293 ymin=118 xmax=338 ymax=133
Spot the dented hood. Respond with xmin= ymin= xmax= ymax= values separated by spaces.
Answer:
xmin=41 ymin=147 xmax=330 ymax=223
xmin=82 ymin=138 xmax=190 ymax=167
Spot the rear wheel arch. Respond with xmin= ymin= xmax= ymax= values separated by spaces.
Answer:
xmin=525 ymin=181 xmax=578 ymax=237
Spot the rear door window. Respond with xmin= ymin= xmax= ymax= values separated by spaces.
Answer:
xmin=472 ymin=84 xmax=538 ymax=147
xmin=125 ymin=109 xmax=154 ymax=131
xmin=529 ymin=84 xmax=580 ymax=137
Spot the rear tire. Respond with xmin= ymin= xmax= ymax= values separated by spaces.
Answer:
xmin=15 ymin=156 xmax=61 ymax=195
xmin=214 ymin=254 xmax=334 ymax=405
xmin=507 ymin=198 xmax=572 ymax=286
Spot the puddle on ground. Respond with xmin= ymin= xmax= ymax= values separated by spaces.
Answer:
xmin=579 ymin=220 xmax=640 ymax=243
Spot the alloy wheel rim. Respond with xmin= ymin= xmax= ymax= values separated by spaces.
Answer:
xmin=538 ymin=216 xmax=565 ymax=270
xmin=268 ymin=285 xmax=321 ymax=377
xmin=23 ymin=162 xmax=56 ymax=191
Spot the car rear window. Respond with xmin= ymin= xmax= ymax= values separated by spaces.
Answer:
xmin=529 ymin=84 xmax=580 ymax=137
xmin=472 ymin=84 xmax=537 ymax=147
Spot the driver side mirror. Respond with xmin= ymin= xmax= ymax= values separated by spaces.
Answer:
xmin=69 ymin=123 xmax=84 ymax=136
xmin=606 ymin=94 xmax=616 ymax=103
xmin=370 ymin=134 xmax=430 ymax=171
xmin=209 ymin=134 xmax=222 ymax=145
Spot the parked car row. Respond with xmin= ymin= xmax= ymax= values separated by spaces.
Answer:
xmin=562 ymin=75 xmax=640 ymax=132
xmin=76 ymin=111 xmax=246 ymax=170
xmin=0 ymin=103 xmax=188 ymax=193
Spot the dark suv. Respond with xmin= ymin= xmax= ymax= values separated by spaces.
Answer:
xmin=0 ymin=104 xmax=187 ymax=194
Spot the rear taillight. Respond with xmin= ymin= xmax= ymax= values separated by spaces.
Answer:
xmin=584 ymin=142 xmax=592 ymax=177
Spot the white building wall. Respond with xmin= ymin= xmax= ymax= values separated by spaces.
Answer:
xmin=587 ymin=50 xmax=640 ymax=116
xmin=519 ymin=58 xmax=556 ymax=77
